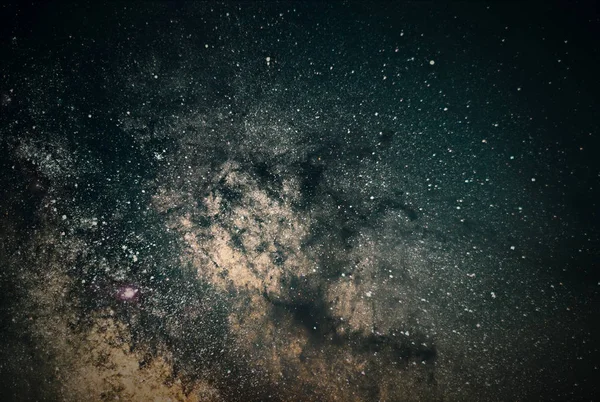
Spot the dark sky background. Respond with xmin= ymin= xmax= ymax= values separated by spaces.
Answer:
xmin=0 ymin=2 xmax=598 ymax=401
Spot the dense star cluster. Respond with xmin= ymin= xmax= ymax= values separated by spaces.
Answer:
xmin=0 ymin=2 xmax=598 ymax=401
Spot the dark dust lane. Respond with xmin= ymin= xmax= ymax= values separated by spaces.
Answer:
xmin=0 ymin=2 xmax=598 ymax=401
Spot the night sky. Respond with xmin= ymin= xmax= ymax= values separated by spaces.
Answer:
xmin=0 ymin=2 xmax=598 ymax=401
